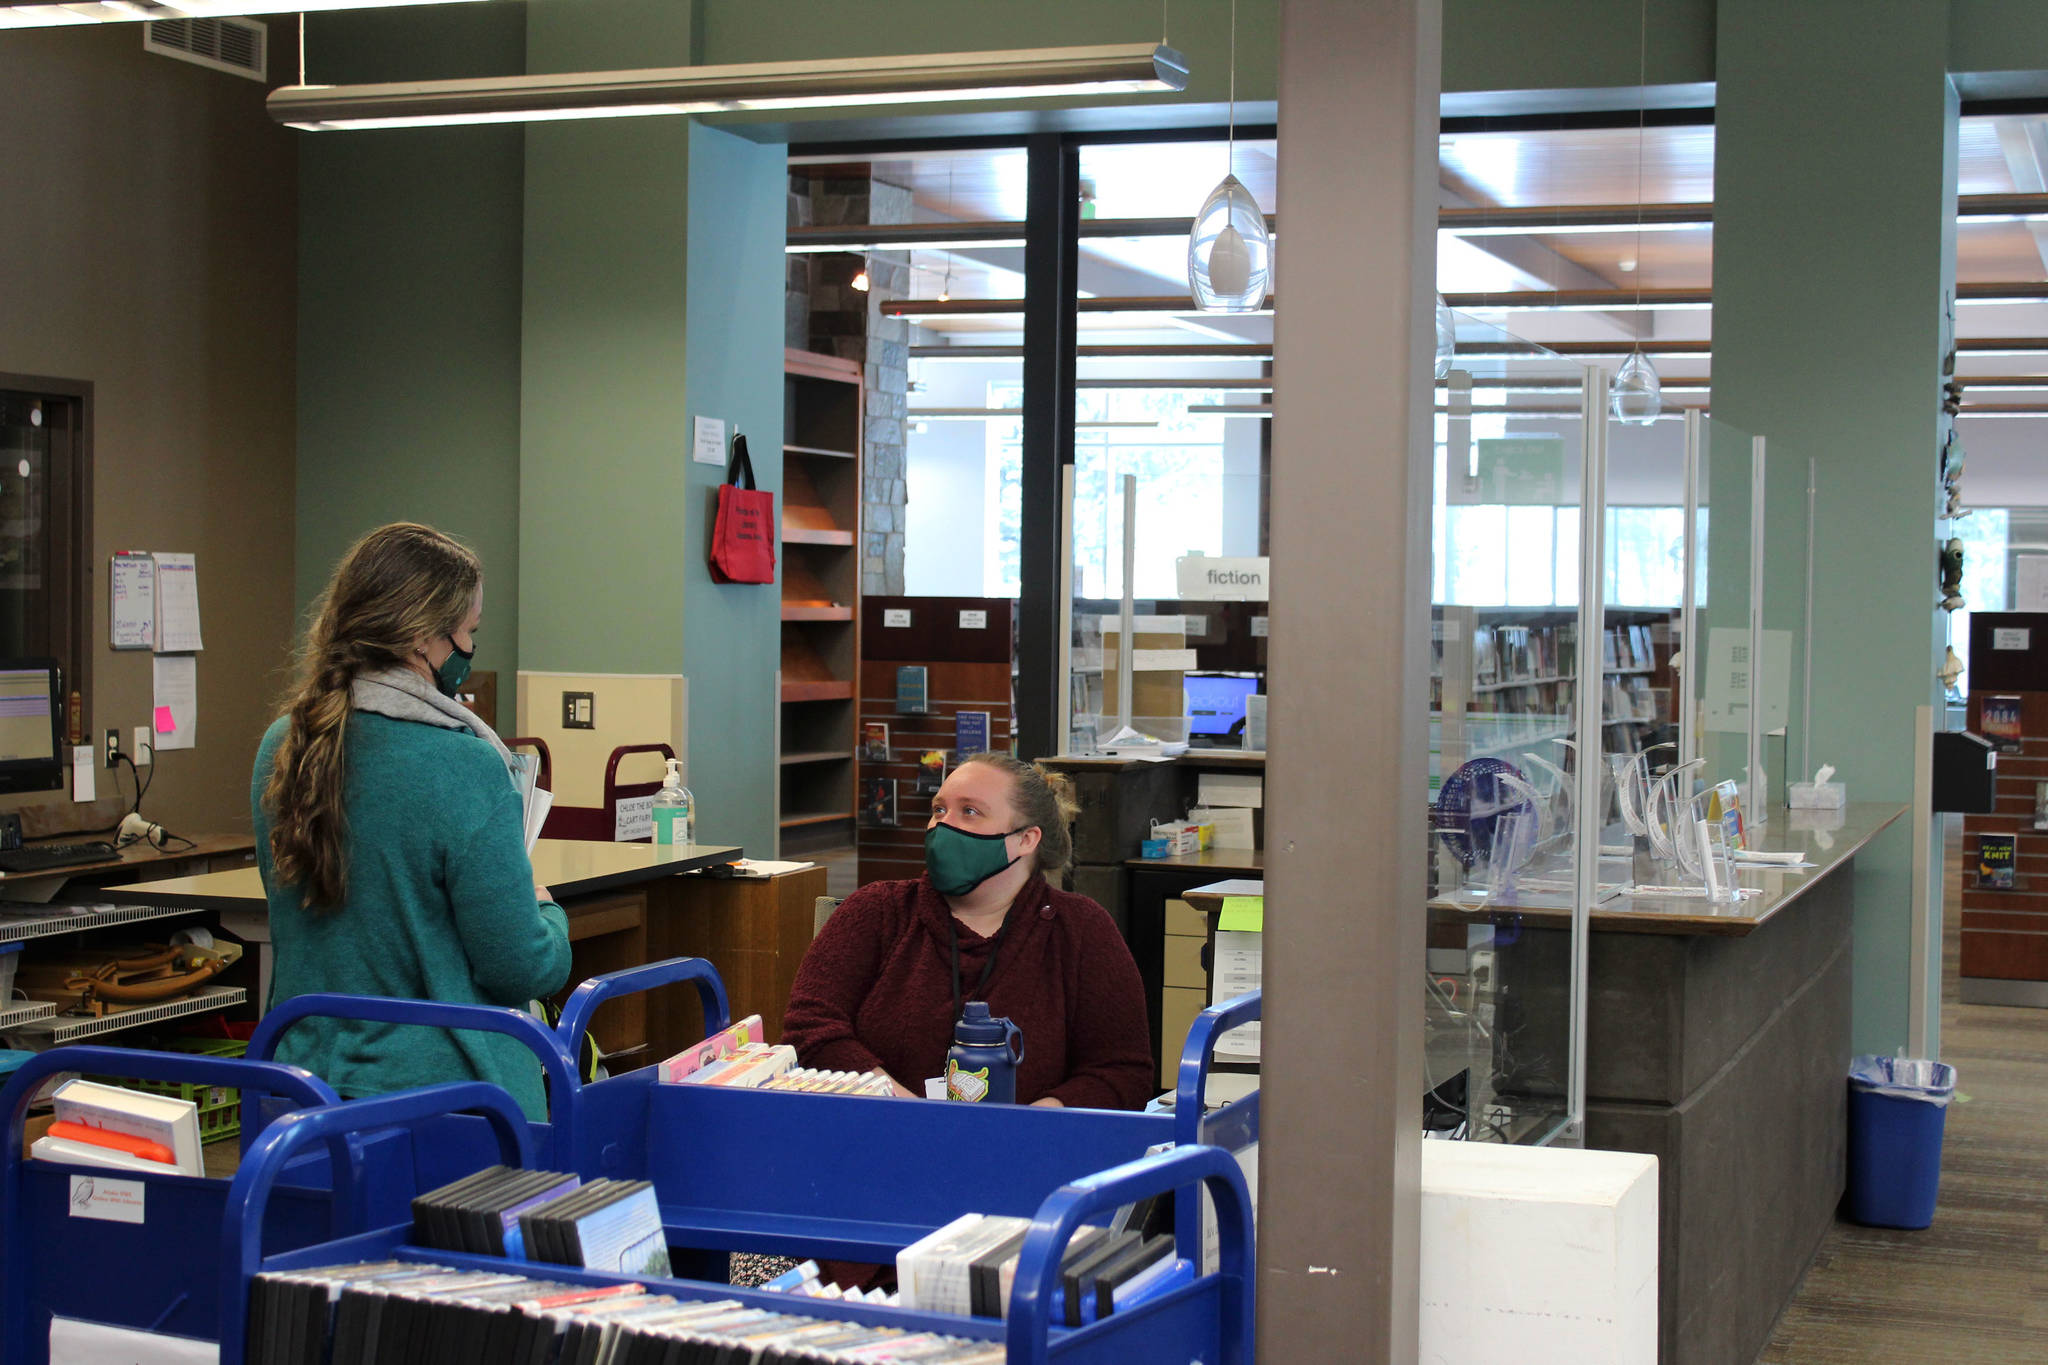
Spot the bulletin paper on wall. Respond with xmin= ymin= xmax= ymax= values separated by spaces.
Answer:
xmin=152 ymin=655 xmax=197 ymax=752
xmin=151 ymin=552 xmax=203 ymax=652
xmin=108 ymin=552 xmax=154 ymax=649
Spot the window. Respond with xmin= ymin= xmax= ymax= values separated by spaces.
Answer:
xmin=0 ymin=381 xmax=91 ymax=726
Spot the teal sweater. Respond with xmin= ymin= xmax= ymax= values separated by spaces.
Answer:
xmin=251 ymin=712 xmax=571 ymax=1120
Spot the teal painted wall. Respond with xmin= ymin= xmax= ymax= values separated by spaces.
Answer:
xmin=295 ymin=5 xmax=527 ymax=687
xmin=683 ymin=123 xmax=787 ymax=857
xmin=517 ymin=0 xmax=695 ymax=676
xmin=1712 ymin=1 xmax=1952 ymax=1055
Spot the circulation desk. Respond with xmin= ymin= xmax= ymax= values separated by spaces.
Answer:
xmin=1429 ymin=801 xmax=1906 ymax=1365
xmin=110 ymin=840 xmax=827 ymax=1066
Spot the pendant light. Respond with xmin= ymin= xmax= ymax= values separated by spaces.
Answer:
xmin=1187 ymin=0 xmax=1270 ymax=312
xmin=270 ymin=42 xmax=1188 ymax=130
xmin=1611 ymin=0 xmax=1662 ymax=425
xmin=1434 ymin=293 xmax=1458 ymax=381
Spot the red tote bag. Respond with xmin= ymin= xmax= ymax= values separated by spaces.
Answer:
xmin=708 ymin=434 xmax=776 ymax=584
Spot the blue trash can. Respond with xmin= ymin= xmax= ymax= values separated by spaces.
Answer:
xmin=1845 ymin=1055 xmax=1956 ymax=1229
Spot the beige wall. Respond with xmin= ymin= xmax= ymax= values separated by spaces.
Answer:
xmin=0 ymin=27 xmax=297 ymax=835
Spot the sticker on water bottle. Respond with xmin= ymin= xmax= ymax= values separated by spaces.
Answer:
xmin=946 ymin=1058 xmax=989 ymax=1102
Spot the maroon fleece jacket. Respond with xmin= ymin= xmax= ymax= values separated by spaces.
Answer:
xmin=780 ymin=873 xmax=1154 ymax=1111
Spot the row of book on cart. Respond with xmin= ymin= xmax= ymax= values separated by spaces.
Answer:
xmin=240 ymin=1165 xmax=1192 ymax=1364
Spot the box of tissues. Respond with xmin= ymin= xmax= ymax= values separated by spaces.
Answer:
xmin=1788 ymin=764 xmax=1847 ymax=809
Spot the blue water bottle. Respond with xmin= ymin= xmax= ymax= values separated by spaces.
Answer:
xmin=946 ymin=1002 xmax=1024 ymax=1103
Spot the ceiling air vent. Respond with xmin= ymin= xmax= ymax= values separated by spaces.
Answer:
xmin=143 ymin=16 xmax=267 ymax=82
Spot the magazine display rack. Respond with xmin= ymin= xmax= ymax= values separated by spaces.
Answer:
xmin=1 ymin=959 xmax=1260 ymax=1365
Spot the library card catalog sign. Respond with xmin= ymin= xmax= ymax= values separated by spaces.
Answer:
xmin=1176 ymin=555 xmax=1269 ymax=601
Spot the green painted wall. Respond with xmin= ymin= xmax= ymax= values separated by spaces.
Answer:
xmin=295 ymin=5 xmax=527 ymax=686
xmin=1951 ymin=0 xmax=2048 ymax=76
xmin=1441 ymin=0 xmax=1716 ymax=92
xmin=682 ymin=123 xmax=787 ymax=857
xmin=1712 ymin=0 xmax=1952 ymax=1055
xmin=517 ymin=0 xmax=696 ymax=676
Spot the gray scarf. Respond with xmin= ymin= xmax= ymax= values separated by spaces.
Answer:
xmin=350 ymin=666 xmax=520 ymax=790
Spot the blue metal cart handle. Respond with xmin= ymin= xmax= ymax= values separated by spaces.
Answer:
xmin=1175 ymin=989 xmax=1262 ymax=1149
xmin=554 ymin=957 xmax=730 ymax=1069
xmin=219 ymin=1081 xmax=531 ymax=1365
xmin=0 ymin=1047 xmax=347 ymax=1365
xmin=1005 ymin=1145 xmax=1255 ymax=1365
xmin=246 ymin=993 xmax=581 ymax=1153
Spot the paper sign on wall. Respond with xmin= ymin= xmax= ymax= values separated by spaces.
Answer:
xmin=152 ymin=655 xmax=197 ymax=751
xmin=151 ymin=552 xmax=202 ymax=652
xmin=1703 ymin=627 xmax=1791 ymax=733
xmin=883 ymin=609 xmax=911 ymax=628
xmin=614 ymin=793 xmax=655 ymax=842
xmin=109 ymin=552 xmax=154 ymax=650
xmin=1445 ymin=435 xmax=1568 ymax=505
xmin=70 ymin=746 xmax=93 ymax=803
xmin=1994 ymin=627 xmax=2032 ymax=651
xmin=958 ymin=610 xmax=987 ymax=629
xmin=691 ymin=415 xmax=727 ymax=467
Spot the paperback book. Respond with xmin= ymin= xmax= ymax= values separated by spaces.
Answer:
xmin=1979 ymin=832 xmax=2018 ymax=889
xmin=1982 ymin=695 xmax=2025 ymax=753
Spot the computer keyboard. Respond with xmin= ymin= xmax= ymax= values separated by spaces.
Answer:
xmin=0 ymin=840 xmax=118 ymax=874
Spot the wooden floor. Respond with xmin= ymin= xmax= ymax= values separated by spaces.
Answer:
xmin=1760 ymin=817 xmax=2048 ymax=1362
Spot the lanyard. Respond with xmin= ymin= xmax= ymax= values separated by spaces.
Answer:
xmin=950 ymin=912 xmax=1012 ymax=1025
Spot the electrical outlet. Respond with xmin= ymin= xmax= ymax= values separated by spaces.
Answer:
xmin=133 ymin=726 xmax=152 ymax=765
xmin=103 ymin=728 xmax=119 ymax=769
xmin=562 ymin=691 xmax=595 ymax=730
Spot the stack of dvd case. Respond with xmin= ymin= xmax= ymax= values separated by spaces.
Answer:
xmin=896 ymin=1213 xmax=1188 ymax=1324
xmin=247 ymin=1263 xmax=1011 ymax=1365
xmin=411 ymin=1168 xmax=669 ymax=1277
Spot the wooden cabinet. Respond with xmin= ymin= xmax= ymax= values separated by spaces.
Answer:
xmin=780 ymin=348 xmax=863 ymax=854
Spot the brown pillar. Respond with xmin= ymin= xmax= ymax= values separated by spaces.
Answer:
xmin=1260 ymin=0 xmax=1437 ymax=1357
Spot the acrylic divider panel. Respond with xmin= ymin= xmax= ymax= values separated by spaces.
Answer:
xmin=1696 ymin=417 xmax=1761 ymax=802
xmin=1427 ymin=314 xmax=1601 ymax=1146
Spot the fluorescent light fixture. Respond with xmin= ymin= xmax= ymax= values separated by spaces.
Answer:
xmin=0 ymin=0 xmax=480 ymax=27
xmin=269 ymin=42 xmax=1188 ymax=131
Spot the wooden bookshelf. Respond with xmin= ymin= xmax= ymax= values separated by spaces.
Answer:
xmin=779 ymin=347 xmax=864 ymax=855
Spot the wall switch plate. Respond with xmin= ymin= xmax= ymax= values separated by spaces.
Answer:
xmin=133 ymin=727 xmax=152 ymax=764
xmin=103 ymin=728 xmax=119 ymax=769
xmin=562 ymin=691 xmax=595 ymax=729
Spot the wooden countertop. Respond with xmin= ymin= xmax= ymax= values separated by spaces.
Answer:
xmin=109 ymin=838 xmax=744 ymax=911
xmin=1126 ymin=848 xmax=1266 ymax=874
xmin=0 ymin=832 xmax=255 ymax=886
xmin=1170 ymin=804 xmax=1907 ymax=938
xmin=1042 ymin=751 xmax=1266 ymax=772
xmin=1431 ymin=802 xmax=1905 ymax=936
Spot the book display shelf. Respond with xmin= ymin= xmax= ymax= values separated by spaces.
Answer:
xmin=1960 ymin=613 xmax=2048 ymax=1006
xmin=0 ymin=959 xmax=1260 ymax=1365
xmin=779 ymin=348 xmax=864 ymax=854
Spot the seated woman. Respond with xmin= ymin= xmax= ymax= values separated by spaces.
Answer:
xmin=253 ymin=522 xmax=572 ymax=1121
xmin=782 ymin=753 xmax=1153 ymax=1111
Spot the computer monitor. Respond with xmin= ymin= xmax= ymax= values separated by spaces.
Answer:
xmin=0 ymin=659 xmax=63 ymax=795
xmin=1185 ymin=672 xmax=1261 ymax=740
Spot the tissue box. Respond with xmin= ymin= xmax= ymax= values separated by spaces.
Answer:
xmin=1788 ymin=781 xmax=1846 ymax=810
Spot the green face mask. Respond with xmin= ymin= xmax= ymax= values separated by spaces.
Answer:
xmin=925 ymin=821 xmax=1027 ymax=897
xmin=435 ymin=635 xmax=474 ymax=698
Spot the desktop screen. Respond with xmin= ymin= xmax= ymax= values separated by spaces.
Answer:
xmin=0 ymin=667 xmax=55 ymax=764
xmin=1185 ymin=673 xmax=1262 ymax=738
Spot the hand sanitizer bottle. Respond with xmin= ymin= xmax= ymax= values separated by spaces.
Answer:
xmin=652 ymin=758 xmax=694 ymax=847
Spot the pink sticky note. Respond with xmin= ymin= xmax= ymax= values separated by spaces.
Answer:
xmin=154 ymin=705 xmax=176 ymax=735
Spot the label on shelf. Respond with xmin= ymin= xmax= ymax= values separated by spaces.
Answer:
xmin=958 ymin=610 xmax=987 ymax=629
xmin=883 ymin=609 xmax=911 ymax=628
xmin=1994 ymin=627 xmax=2031 ymax=651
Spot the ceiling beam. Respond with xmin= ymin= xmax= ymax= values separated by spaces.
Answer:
xmin=1993 ymin=119 xmax=2048 ymax=274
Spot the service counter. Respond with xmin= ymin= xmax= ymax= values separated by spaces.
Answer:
xmin=113 ymin=839 xmax=827 ymax=1066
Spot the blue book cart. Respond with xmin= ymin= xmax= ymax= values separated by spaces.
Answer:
xmin=0 ymin=958 xmax=1260 ymax=1364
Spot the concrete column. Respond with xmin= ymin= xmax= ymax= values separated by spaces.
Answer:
xmin=1260 ymin=0 xmax=1437 ymax=1356
xmin=1712 ymin=1 xmax=1955 ymax=1054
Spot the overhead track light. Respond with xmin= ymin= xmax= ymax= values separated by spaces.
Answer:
xmin=268 ymin=41 xmax=1188 ymax=131
xmin=0 ymin=0 xmax=480 ymax=26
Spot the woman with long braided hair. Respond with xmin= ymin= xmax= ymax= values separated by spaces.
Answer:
xmin=254 ymin=523 xmax=569 ymax=1119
